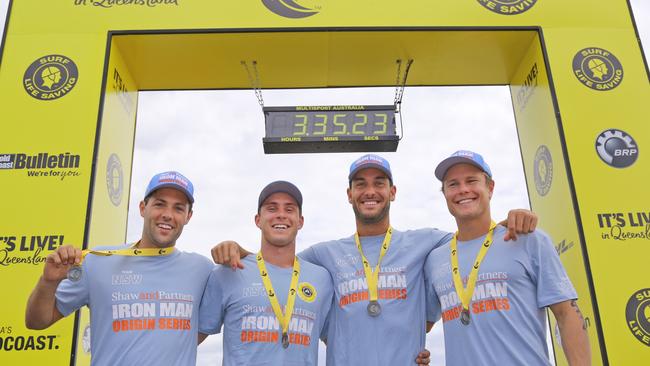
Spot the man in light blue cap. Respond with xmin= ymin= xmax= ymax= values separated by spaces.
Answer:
xmin=26 ymin=171 xmax=214 ymax=366
xmin=212 ymin=153 xmax=539 ymax=365
xmin=424 ymin=150 xmax=590 ymax=365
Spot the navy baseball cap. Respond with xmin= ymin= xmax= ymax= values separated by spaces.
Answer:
xmin=435 ymin=150 xmax=492 ymax=181
xmin=258 ymin=181 xmax=303 ymax=210
xmin=348 ymin=154 xmax=393 ymax=182
xmin=144 ymin=171 xmax=194 ymax=203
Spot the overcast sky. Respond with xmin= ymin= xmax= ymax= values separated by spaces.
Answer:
xmin=1 ymin=1 xmax=648 ymax=365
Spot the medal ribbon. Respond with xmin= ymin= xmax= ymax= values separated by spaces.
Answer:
xmin=78 ymin=242 xmax=174 ymax=263
xmin=354 ymin=226 xmax=393 ymax=303
xmin=256 ymin=252 xmax=300 ymax=342
xmin=450 ymin=221 xmax=497 ymax=314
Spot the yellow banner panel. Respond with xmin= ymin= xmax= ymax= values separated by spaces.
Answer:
xmin=540 ymin=27 xmax=650 ymax=365
xmin=509 ymin=33 xmax=604 ymax=366
xmin=4 ymin=1 xmax=634 ymax=34
xmin=0 ymin=33 xmax=110 ymax=364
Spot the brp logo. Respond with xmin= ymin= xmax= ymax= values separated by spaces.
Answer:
xmin=595 ymin=129 xmax=638 ymax=168
xmin=262 ymin=0 xmax=319 ymax=18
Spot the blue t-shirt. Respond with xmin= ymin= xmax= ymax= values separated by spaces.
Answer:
xmin=300 ymin=228 xmax=451 ymax=366
xmin=424 ymin=226 xmax=577 ymax=366
xmin=199 ymin=255 xmax=333 ymax=366
xmin=55 ymin=245 xmax=214 ymax=366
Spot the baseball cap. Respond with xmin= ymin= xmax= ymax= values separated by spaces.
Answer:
xmin=258 ymin=181 xmax=303 ymax=210
xmin=144 ymin=171 xmax=194 ymax=203
xmin=348 ymin=154 xmax=393 ymax=182
xmin=434 ymin=150 xmax=492 ymax=181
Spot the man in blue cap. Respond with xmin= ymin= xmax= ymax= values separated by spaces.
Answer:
xmin=26 ymin=171 xmax=214 ymax=366
xmin=211 ymin=154 xmax=538 ymax=365
xmin=424 ymin=151 xmax=590 ymax=365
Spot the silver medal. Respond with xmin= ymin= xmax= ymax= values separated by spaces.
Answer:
xmin=367 ymin=300 xmax=382 ymax=317
xmin=460 ymin=309 xmax=471 ymax=325
xmin=67 ymin=265 xmax=83 ymax=282
xmin=282 ymin=332 xmax=290 ymax=349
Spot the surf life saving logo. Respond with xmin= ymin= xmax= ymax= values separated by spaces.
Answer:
xmin=106 ymin=153 xmax=123 ymax=207
xmin=23 ymin=55 xmax=78 ymax=100
xmin=533 ymin=145 xmax=553 ymax=197
xmin=262 ymin=0 xmax=319 ymax=18
xmin=573 ymin=47 xmax=623 ymax=91
xmin=298 ymin=282 xmax=317 ymax=303
xmin=625 ymin=288 xmax=650 ymax=347
xmin=476 ymin=0 xmax=538 ymax=15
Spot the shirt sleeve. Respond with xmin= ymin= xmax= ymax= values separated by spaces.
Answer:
xmin=297 ymin=246 xmax=321 ymax=266
xmin=55 ymin=263 xmax=90 ymax=316
xmin=424 ymin=251 xmax=442 ymax=323
xmin=431 ymin=230 xmax=453 ymax=252
xmin=198 ymin=267 xmax=227 ymax=335
xmin=526 ymin=231 xmax=578 ymax=308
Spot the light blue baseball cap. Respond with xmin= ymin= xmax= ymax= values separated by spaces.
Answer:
xmin=348 ymin=154 xmax=393 ymax=182
xmin=144 ymin=171 xmax=194 ymax=203
xmin=435 ymin=150 xmax=492 ymax=181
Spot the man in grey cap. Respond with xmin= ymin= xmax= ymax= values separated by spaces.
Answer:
xmin=199 ymin=181 xmax=333 ymax=365
xmin=211 ymin=154 xmax=537 ymax=365
xmin=26 ymin=171 xmax=214 ymax=366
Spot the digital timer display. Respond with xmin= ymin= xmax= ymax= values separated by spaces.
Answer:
xmin=263 ymin=105 xmax=399 ymax=154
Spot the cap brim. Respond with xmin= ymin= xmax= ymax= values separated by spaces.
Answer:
xmin=147 ymin=183 xmax=194 ymax=203
xmin=435 ymin=156 xmax=486 ymax=181
xmin=348 ymin=163 xmax=392 ymax=181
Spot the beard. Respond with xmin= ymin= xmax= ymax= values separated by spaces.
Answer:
xmin=352 ymin=201 xmax=391 ymax=224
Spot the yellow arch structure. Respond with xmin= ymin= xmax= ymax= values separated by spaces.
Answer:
xmin=0 ymin=1 xmax=648 ymax=364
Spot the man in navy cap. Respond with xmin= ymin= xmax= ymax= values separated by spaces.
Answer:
xmin=211 ymin=154 xmax=537 ymax=365
xmin=199 ymin=181 xmax=333 ymax=365
xmin=26 ymin=171 xmax=214 ymax=366
xmin=424 ymin=151 xmax=590 ymax=365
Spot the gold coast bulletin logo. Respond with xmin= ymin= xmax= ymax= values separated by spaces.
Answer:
xmin=573 ymin=47 xmax=624 ymax=91
xmin=23 ymin=55 xmax=78 ymax=100
xmin=298 ymin=282 xmax=317 ymax=302
xmin=476 ymin=0 xmax=538 ymax=15
xmin=262 ymin=0 xmax=320 ymax=18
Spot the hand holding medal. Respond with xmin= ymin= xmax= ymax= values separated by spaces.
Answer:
xmin=42 ymin=245 xmax=84 ymax=284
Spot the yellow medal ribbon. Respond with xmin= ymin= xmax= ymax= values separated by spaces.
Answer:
xmin=450 ymin=221 xmax=497 ymax=325
xmin=354 ymin=226 xmax=393 ymax=315
xmin=79 ymin=243 xmax=175 ymax=262
xmin=256 ymin=252 xmax=300 ymax=349
xmin=67 ymin=242 xmax=175 ymax=282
